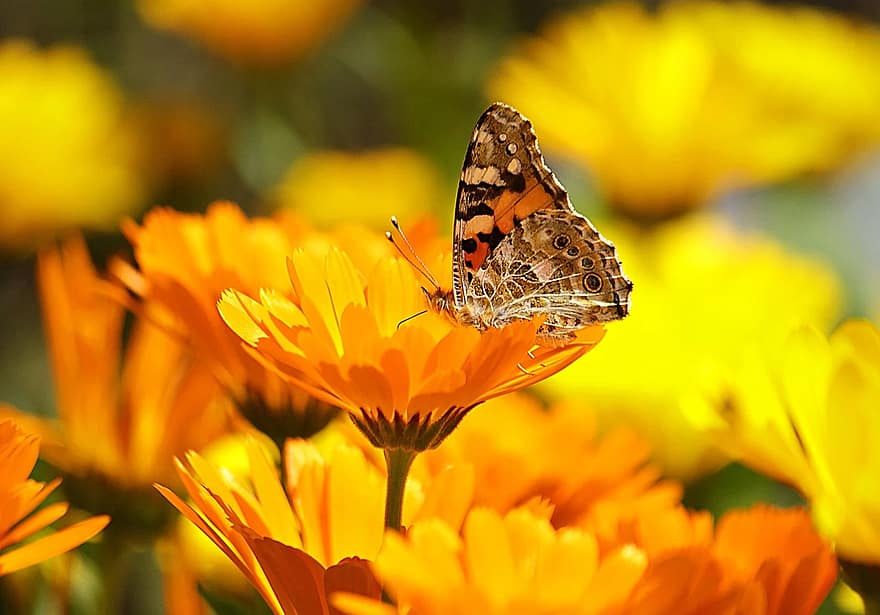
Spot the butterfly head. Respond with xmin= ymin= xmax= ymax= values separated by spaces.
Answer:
xmin=422 ymin=286 xmax=456 ymax=320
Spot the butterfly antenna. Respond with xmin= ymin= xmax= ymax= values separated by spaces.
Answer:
xmin=387 ymin=216 xmax=441 ymax=289
xmin=397 ymin=309 xmax=428 ymax=330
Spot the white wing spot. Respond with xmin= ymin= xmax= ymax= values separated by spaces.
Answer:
xmin=463 ymin=165 xmax=504 ymax=186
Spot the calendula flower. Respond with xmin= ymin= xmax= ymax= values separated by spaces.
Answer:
xmin=0 ymin=419 xmax=108 ymax=576
xmin=621 ymin=505 xmax=836 ymax=615
xmin=336 ymin=504 xmax=836 ymax=615
xmin=488 ymin=1 xmax=880 ymax=217
xmin=219 ymin=243 xmax=603 ymax=453
xmin=541 ymin=215 xmax=841 ymax=479
xmin=0 ymin=40 xmax=145 ymax=250
xmin=158 ymin=436 xmax=472 ymax=614
xmin=171 ymin=434 xmax=262 ymax=600
xmin=137 ymin=0 xmax=363 ymax=65
xmin=272 ymin=148 xmax=444 ymax=230
xmin=691 ymin=319 xmax=880 ymax=605
xmin=337 ymin=507 xmax=647 ymax=615
xmin=116 ymin=202 xmax=354 ymax=447
xmin=416 ymin=393 xmax=680 ymax=529
xmin=2 ymin=236 xmax=229 ymax=536
xmin=220 ymin=237 xmax=603 ymax=532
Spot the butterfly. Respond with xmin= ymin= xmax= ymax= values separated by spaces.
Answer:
xmin=391 ymin=102 xmax=632 ymax=345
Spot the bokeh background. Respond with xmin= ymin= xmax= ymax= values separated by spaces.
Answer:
xmin=1 ymin=0 xmax=879 ymax=613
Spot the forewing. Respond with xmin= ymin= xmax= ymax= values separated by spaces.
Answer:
xmin=452 ymin=102 xmax=573 ymax=309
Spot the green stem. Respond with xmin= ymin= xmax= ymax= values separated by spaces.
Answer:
xmin=98 ymin=530 xmax=130 ymax=614
xmin=383 ymin=448 xmax=416 ymax=532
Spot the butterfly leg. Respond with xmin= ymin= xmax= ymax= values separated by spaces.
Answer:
xmin=516 ymin=362 xmax=537 ymax=376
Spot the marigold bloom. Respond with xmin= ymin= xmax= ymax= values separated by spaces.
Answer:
xmin=0 ymin=419 xmax=108 ymax=576
xmin=694 ymin=319 xmax=880 ymax=571
xmin=488 ymin=1 xmax=880 ymax=217
xmin=219 ymin=242 xmax=604 ymax=451
xmin=416 ymin=393 xmax=680 ymax=529
xmin=272 ymin=148 xmax=444 ymax=229
xmin=337 ymin=507 xmax=648 ymax=615
xmin=158 ymin=436 xmax=471 ymax=614
xmin=0 ymin=41 xmax=145 ymax=249
xmin=337 ymin=505 xmax=835 ymax=615
xmin=541 ymin=216 xmax=841 ymax=479
xmin=2 ymin=236 xmax=229 ymax=535
xmin=137 ymin=0 xmax=363 ymax=65
xmin=116 ymin=203 xmax=355 ymax=445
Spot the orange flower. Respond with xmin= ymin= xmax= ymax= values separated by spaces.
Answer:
xmin=3 ymin=236 xmax=229 ymax=534
xmin=336 ymin=504 xmax=836 ymax=615
xmin=413 ymin=393 xmax=680 ymax=528
xmin=158 ymin=436 xmax=471 ymax=614
xmin=336 ymin=507 xmax=648 ymax=615
xmin=600 ymin=504 xmax=837 ymax=615
xmin=0 ymin=419 xmax=108 ymax=576
xmin=219 ymin=241 xmax=604 ymax=451
xmin=115 ymin=203 xmax=359 ymax=445
xmin=136 ymin=0 xmax=364 ymax=65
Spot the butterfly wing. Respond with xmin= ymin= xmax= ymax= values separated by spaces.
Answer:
xmin=452 ymin=102 xmax=574 ymax=310
xmin=467 ymin=208 xmax=632 ymax=340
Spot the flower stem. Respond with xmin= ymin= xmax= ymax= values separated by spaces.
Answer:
xmin=383 ymin=448 xmax=416 ymax=532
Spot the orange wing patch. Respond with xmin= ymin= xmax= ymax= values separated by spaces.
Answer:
xmin=461 ymin=179 xmax=555 ymax=271
xmin=492 ymin=180 xmax=554 ymax=234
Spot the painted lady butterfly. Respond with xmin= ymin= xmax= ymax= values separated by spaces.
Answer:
xmin=392 ymin=102 xmax=632 ymax=344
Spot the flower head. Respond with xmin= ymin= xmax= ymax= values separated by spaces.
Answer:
xmin=695 ymin=319 xmax=880 ymax=570
xmin=0 ymin=419 xmax=108 ymax=576
xmin=220 ymin=241 xmax=603 ymax=450
xmin=541 ymin=215 xmax=841 ymax=479
xmin=4 ymin=236 xmax=229 ymax=536
xmin=116 ymin=203 xmax=350 ymax=444
xmin=137 ymin=0 xmax=363 ymax=65
xmin=416 ymin=393 xmax=680 ymax=528
xmin=338 ymin=507 xmax=648 ymax=615
xmin=0 ymin=40 xmax=145 ymax=250
xmin=335 ymin=504 xmax=836 ymax=615
xmin=158 ymin=436 xmax=471 ymax=614
xmin=271 ymin=148 xmax=444 ymax=229
xmin=488 ymin=1 xmax=880 ymax=216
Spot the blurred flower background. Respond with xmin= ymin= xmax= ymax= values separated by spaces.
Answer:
xmin=1 ymin=0 xmax=879 ymax=613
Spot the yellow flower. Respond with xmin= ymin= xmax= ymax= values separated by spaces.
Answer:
xmin=0 ymin=419 xmax=108 ymax=576
xmin=540 ymin=215 xmax=841 ymax=479
xmin=137 ymin=0 xmax=363 ymax=65
xmin=2 ymin=236 xmax=229 ymax=536
xmin=158 ymin=436 xmax=472 ymax=614
xmin=272 ymin=148 xmax=444 ymax=229
xmin=0 ymin=40 xmax=145 ymax=250
xmin=337 ymin=507 xmax=648 ymax=615
xmin=219 ymin=240 xmax=603 ymax=451
xmin=694 ymin=319 xmax=880 ymax=572
xmin=172 ymin=434 xmax=268 ymax=598
xmin=487 ymin=1 xmax=880 ymax=217
xmin=336 ymin=504 xmax=836 ymax=615
xmin=116 ymin=202 xmax=359 ymax=445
